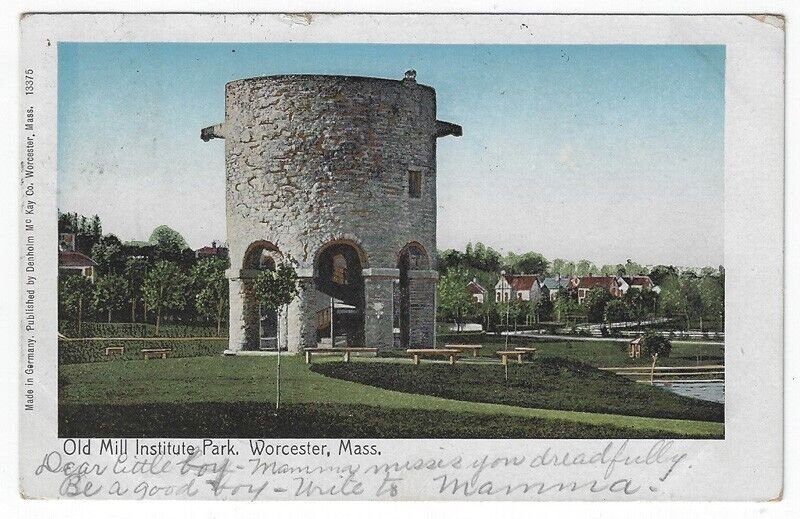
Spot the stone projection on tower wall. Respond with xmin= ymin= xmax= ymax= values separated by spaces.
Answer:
xmin=202 ymin=71 xmax=462 ymax=353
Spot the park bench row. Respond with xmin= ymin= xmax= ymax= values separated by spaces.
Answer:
xmin=103 ymin=344 xmax=538 ymax=364
xmin=104 ymin=346 xmax=173 ymax=360
xmin=408 ymin=345 xmax=537 ymax=365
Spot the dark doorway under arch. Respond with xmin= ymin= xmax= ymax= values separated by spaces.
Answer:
xmin=314 ymin=243 xmax=365 ymax=347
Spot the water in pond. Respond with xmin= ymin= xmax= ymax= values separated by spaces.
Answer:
xmin=655 ymin=381 xmax=725 ymax=404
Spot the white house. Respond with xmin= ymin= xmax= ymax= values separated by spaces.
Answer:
xmin=494 ymin=271 xmax=542 ymax=305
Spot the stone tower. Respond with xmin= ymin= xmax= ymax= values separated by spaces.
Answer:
xmin=202 ymin=72 xmax=461 ymax=353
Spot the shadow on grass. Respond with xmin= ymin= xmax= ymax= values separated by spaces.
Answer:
xmin=59 ymin=402 xmax=720 ymax=439
xmin=311 ymin=358 xmax=724 ymax=423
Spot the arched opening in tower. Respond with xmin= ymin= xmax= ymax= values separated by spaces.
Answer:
xmin=242 ymin=242 xmax=284 ymax=351
xmin=395 ymin=243 xmax=430 ymax=348
xmin=314 ymin=243 xmax=366 ymax=347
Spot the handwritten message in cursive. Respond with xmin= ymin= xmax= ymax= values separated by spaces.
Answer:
xmin=28 ymin=439 xmax=689 ymax=500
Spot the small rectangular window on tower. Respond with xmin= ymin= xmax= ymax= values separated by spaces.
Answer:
xmin=408 ymin=170 xmax=422 ymax=198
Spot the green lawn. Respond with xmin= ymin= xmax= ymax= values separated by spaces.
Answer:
xmin=60 ymin=355 xmax=723 ymax=438
xmin=311 ymin=358 xmax=723 ymax=422
xmin=383 ymin=337 xmax=724 ymax=368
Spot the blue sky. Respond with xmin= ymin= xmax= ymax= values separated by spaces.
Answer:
xmin=58 ymin=43 xmax=724 ymax=267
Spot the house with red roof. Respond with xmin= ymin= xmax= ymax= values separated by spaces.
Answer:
xmin=195 ymin=240 xmax=229 ymax=260
xmin=494 ymin=271 xmax=542 ymax=305
xmin=620 ymin=275 xmax=656 ymax=292
xmin=571 ymin=275 xmax=624 ymax=304
xmin=58 ymin=251 xmax=98 ymax=282
xmin=466 ymin=278 xmax=488 ymax=303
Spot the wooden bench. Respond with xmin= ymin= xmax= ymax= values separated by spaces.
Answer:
xmin=496 ymin=350 xmax=531 ymax=365
xmin=444 ymin=344 xmax=483 ymax=357
xmin=141 ymin=348 xmax=172 ymax=360
xmin=105 ymin=346 xmax=125 ymax=356
xmin=406 ymin=348 xmax=460 ymax=366
xmin=304 ymin=347 xmax=378 ymax=364
xmin=513 ymin=346 xmax=537 ymax=359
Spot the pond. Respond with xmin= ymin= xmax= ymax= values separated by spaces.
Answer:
xmin=655 ymin=381 xmax=725 ymax=404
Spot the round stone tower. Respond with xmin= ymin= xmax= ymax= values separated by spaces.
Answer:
xmin=202 ymin=72 xmax=461 ymax=353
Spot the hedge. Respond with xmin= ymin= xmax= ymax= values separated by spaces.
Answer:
xmin=58 ymin=338 xmax=228 ymax=364
xmin=58 ymin=321 xmax=226 ymax=339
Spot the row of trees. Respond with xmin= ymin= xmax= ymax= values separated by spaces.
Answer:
xmin=439 ymin=242 xmax=655 ymax=282
xmin=59 ymin=257 xmax=229 ymax=335
xmin=59 ymin=213 xmax=235 ymax=333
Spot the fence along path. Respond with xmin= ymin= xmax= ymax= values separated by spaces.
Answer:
xmin=599 ymin=365 xmax=725 ymax=383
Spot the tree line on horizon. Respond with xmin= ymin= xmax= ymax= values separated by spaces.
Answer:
xmin=437 ymin=242 xmax=725 ymax=333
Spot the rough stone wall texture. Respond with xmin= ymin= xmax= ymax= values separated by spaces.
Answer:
xmin=208 ymin=74 xmax=458 ymax=352
xmin=408 ymin=275 xmax=437 ymax=348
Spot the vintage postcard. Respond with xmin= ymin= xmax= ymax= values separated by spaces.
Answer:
xmin=18 ymin=13 xmax=784 ymax=501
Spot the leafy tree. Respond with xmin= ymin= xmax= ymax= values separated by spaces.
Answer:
xmin=648 ymin=265 xmax=678 ymax=286
xmin=575 ymin=259 xmax=598 ymax=277
xmin=192 ymin=258 xmax=229 ymax=335
xmin=437 ymin=248 xmax=463 ymax=275
xmin=554 ymin=288 xmax=580 ymax=322
xmin=638 ymin=289 xmax=660 ymax=318
xmin=89 ymin=214 xmax=102 ymax=243
xmin=58 ymin=211 xmax=103 ymax=256
xmin=681 ymin=278 xmax=704 ymax=330
xmin=698 ymin=275 xmax=724 ymax=331
xmin=91 ymin=234 xmax=124 ymax=275
xmin=600 ymin=264 xmax=617 ymax=275
xmin=94 ymin=274 xmax=129 ymax=323
xmin=658 ymin=276 xmax=686 ymax=320
xmin=551 ymin=258 xmax=576 ymax=277
xmin=59 ymin=275 xmax=94 ymax=335
xmin=642 ymin=333 xmax=672 ymax=384
xmin=253 ymin=259 xmax=299 ymax=412
xmin=624 ymin=259 xmax=646 ymax=275
xmin=470 ymin=242 xmax=502 ymax=272
xmin=504 ymin=251 xmax=549 ymax=275
xmin=124 ymin=256 xmax=148 ymax=322
xmin=658 ymin=274 xmax=704 ymax=329
xmin=604 ymin=299 xmax=630 ymax=323
xmin=526 ymin=297 xmax=542 ymax=325
xmin=143 ymin=261 xmax=188 ymax=334
xmin=583 ymin=288 xmax=613 ymax=323
xmin=479 ymin=296 xmax=497 ymax=331
xmin=538 ymin=297 xmax=555 ymax=322
xmin=254 ymin=260 xmax=299 ymax=313
xmin=437 ymin=270 xmax=474 ymax=332
xmin=507 ymin=298 xmax=526 ymax=330
xmin=149 ymin=225 xmax=189 ymax=261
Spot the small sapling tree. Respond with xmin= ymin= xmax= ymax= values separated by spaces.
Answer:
xmin=254 ymin=258 xmax=299 ymax=412
xmin=642 ymin=333 xmax=673 ymax=384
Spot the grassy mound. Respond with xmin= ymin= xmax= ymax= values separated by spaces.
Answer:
xmin=59 ymin=402 xmax=711 ymax=439
xmin=311 ymin=358 xmax=724 ymax=423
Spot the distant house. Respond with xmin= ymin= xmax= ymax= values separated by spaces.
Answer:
xmin=540 ymin=275 xmax=571 ymax=301
xmin=58 ymin=251 xmax=98 ymax=282
xmin=466 ymin=278 xmax=487 ymax=303
xmin=195 ymin=241 xmax=229 ymax=260
xmin=621 ymin=275 xmax=656 ymax=292
xmin=571 ymin=275 xmax=624 ymax=304
xmin=495 ymin=271 xmax=542 ymax=305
